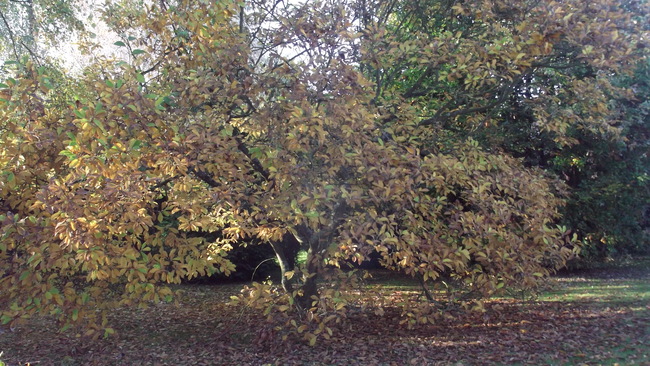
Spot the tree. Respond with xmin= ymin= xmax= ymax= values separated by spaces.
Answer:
xmin=0 ymin=0 xmax=85 ymax=65
xmin=554 ymin=56 xmax=650 ymax=259
xmin=0 ymin=0 xmax=643 ymax=341
xmin=354 ymin=0 xmax=649 ymax=261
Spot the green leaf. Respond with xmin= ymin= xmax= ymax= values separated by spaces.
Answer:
xmin=219 ymin=125 xmax=234 ymax=137
xmin=60 ymin=323 xmax=72 ymax=332
xmin=19 ymin=270 xmax=30 ymax=281
xmin=132 ymin=49 xmax=146 ymax=55
xmin=93 ymin=119 xmax=106 ymax=132
xmin=155 ymin=96 xmax=167 ymax=107
xmin=114 ymin=41 xmax=126 ymax=47
xmin=65 ymin=132 xmax=77 ymax=146
xmin=136 ymin=73 xmax=145 ymax=83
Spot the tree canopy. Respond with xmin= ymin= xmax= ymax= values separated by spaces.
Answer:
xmin=1 ymin=0 xmax=647 ymax=341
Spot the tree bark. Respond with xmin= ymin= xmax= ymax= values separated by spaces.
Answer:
xmin=297 ymin=245 xmax=320 ymax=310
xmin=268 ymin=232 xmax=302 ymax=294
xmin=293 ymin=226 xmax=337 ymax=310
xmin=266 ymin=228 xmax=320 ymax=311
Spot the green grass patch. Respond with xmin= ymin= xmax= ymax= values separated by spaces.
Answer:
xmin=540 ymin=277 xmax=650 ymax=305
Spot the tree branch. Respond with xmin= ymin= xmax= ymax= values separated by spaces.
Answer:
xmin=419 ymin=72 xmax=529 ymax=127
xmin=230 ymin=127 xmax=270 ymax=182
xmin=140 ymin=45 xmax=182 ymax=75
xmin=188 ymin=166 xmax=221 ymax=188
xmin=150 ymin=175 xmax=180 ymax=190
xmin=0 ymin=9 xmax=21 ymax=60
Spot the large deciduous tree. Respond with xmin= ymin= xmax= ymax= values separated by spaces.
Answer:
xmin=0 ymin=0 xmax=645 ymax=340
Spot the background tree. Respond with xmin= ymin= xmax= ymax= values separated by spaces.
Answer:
xmin=0 ymin=0 xmax=86 ymax=65
xmin=355 ymin=0 xmax=649 ymax=261
xmin=554 ymin=56 xmax=650 ymax=259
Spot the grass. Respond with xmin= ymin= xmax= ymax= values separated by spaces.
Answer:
xmin=531 ymin=258 xmax=650 ymax=366
xmin=540 ymin=277 xmax=650 ymax=305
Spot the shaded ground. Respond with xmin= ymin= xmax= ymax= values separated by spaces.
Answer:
xmin=1 ymin=259 xmax=649 ymax=366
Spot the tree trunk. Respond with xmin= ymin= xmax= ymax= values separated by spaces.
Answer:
xmin=268 ymin=232 xmax=303 ymax=294
xmin=296 ymin=244 xmax=320 ymax=310
xmin=274 ymin=201 xmax=348 ymax=310
xmin=269 ymin=240 xmax=293 ymax=294
xmin=25 ymin=0 xmax=38 ymax=53
xmin=268 ymin=226 xmax=326 ymax=311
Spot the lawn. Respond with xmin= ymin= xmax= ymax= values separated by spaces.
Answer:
xmin=1 ymin=259 xmax=648 ymax=365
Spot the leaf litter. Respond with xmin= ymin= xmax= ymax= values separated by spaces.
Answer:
xmin=1 ymin=265 xmax=648 ymax=366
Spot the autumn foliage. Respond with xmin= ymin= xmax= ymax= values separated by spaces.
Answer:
xmin=0 ymin=0 xmax=646 ymax=341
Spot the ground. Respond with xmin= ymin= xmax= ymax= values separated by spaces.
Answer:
xmin=1 ymin=259 xmax=649 ymax=365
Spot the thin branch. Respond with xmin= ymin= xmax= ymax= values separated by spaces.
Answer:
xmin=141 ymin=45 xmax=181 ymax=75
xmin=419 ymin=72 xmax=529 ymax=127
xmin=150 ymin=175 xmax=180 ymax=190
xmin=403 ymin=66 xmax=434 ymax=98
xmin=532 ymin=60 xmax=585 ymax=70
xmin=0 ymin=9 xmax=21 ymax=60
xmin=19 ymin=39 xmax=42 ymax=65
xmin=188 ymin=166 xmax=221 ymax=188
xmin=233 ymin=133 xmax=270 ymax=181
xmin=239 ymin=5 xmax=245 ymax=34
xmin=270 ymin=48 xmax=310 ymax=72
